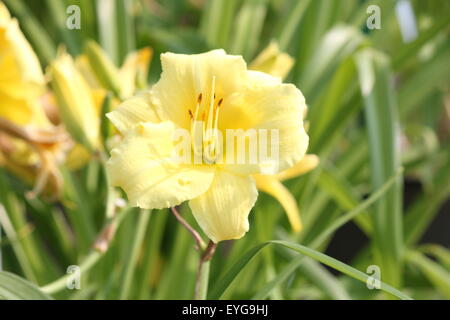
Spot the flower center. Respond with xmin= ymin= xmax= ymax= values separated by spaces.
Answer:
xmin=188 ymin=76 xmax=224 ymax=164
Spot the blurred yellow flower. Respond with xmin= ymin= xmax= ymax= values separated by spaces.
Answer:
xmin=107 ymin=50 xmax=309 ymax=242
xmin=0 ymin=3 xmax=68 ymax=198
xmin=0 ymin=2 xmax=49 ymax=127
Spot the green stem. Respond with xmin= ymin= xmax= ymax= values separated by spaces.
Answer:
xmin=40 ymin=251 xmax=102 ymax=294
xmin=119 ymin=210 xmax=151 ymax=300
xmin=195 ymin=240 xmax=216 ymax=300
xmin=195 ymin=260 xmax=211 ymax=300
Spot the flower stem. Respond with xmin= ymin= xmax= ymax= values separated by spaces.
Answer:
xmin=195 ymin=240 xmax=217 ymax=300
xmin=170 ymin=207 xmax=205 ymax=251
xmin=169 ymin=207 xmax=216 ymax=299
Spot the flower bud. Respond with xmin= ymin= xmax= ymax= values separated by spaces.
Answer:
xmin=49 ymin=50 xmax=99 ymax=151
xmin=250 ymin=42 xmax=294 ymax=80
xmin=84 ymin=40 xmax=122 ymax=98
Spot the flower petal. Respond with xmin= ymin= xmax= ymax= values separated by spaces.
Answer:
xmin=189 ymin=170 xmax=258 ymax=243
xmin=0 ymin=3 xmax=45 ymax=99
xmin=119 ymin=47 xmax=153 ymax=98
xmin=254 ymin=174 xmax=302 ymax=232
xmin=107 ymin=92 xmax=160 ymax=134
xmin=107 ymin=121 xmax=214 ymax=209
xmin=274 ymin=154 xmax=319 ymax=181
xmin=222 ymin=71 xmax=309 ymax=175
xmin=150 ymin=50 xmax=248 ymax=129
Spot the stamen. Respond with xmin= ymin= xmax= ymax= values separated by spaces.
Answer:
xmin=206 ymin=76 xmax=216 ymax=142
xmin=211 ymin=97 xmax=223 ymax=155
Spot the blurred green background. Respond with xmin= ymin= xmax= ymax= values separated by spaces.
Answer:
xmin=0 ymin=0 xmax=449 ymax=300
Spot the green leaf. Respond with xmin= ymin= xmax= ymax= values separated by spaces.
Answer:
xmin=229 ymin=0 xmax=268 ymax=60
xmin=100 ymin=92 xmax=114 ymax=148
xmin=200 ymin=0 xmax=239 ymax=50
xmin=407 ymin=251 xmax=450 ymax=299
xmin=356 ymin=48 xmax=403 ymax=288
xmin=299 ymin=26 xmax=364 ymax=102
xmin=210 ymin=240 xmax=411 ymax=300
xmin=398 ymin=42 xmax=450 ymax=117
xmin=420 ymin=245 xmax=450 ymax=271
xmin=253 ymin=258 xmax=350 ymax=300
xmin=393 ymin=14 xmax=450 ymax=69
xmin=0 ymin=271 xmax=52 ymax=300
xmin=276 ymin=0 xmax=312 ymax=51
xmin=404 ymin=155 xmax=450 ymax=246
xmin=317 ymin=166 xmax=372 ymax=235
xmin=45 ymin=0 xmax=80 ymax=55
xmin=115 ymin=0 xmax=135 ymax=64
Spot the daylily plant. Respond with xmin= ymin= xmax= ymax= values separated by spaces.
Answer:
xmin=107 ymin=49 xmax=311 ymax=243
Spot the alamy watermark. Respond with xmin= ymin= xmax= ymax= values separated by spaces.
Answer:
xmin=366 ymin=5 xmax=381 ymax=30
xmin=366 ymin=265 xmax=381 ymax=290
xmin=170 ymin=125 xmax=280 ymax=175
xmin=66 ymin=265 xmax=81 ymax=290
xmin=66 ymin=5 xmax=81 ymax=30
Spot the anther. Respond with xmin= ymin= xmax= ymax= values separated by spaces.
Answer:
xmin=188 ymin=109 xmax=194 ymax=119
xmin=197 ymin=93 xmax=203 ymax=103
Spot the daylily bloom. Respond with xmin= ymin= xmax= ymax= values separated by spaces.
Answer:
xmin=0 ymin=2 xmax=49 ymax=127
xmin=250 ymin=42 xmax=319 ymax=232
xmin=0 ymin=2 xmax=68 ymax=198
xmin=107 ymin=50 xmax=309 ymax=242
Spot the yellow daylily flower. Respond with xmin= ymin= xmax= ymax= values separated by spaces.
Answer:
xmin=0 ymin=3 xmax=69 ymax=198
xmin=249 ymin=42 xmax=294 ymax=80
xmin=0 ymin=2 xmax=49 ymax=128
xmin=250 ymin=42 xmax=319 ymax=232
xmin=107 ymin=50 xmax=309 ymax=242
